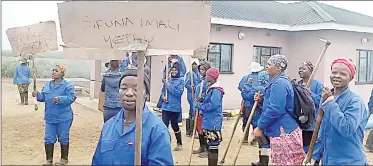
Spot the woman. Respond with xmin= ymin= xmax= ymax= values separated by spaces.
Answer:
xmin=13 ymin=57 xmax=31 ymax=105
xmin=92 ymin=67 xmax=174 ymax=165
xmin=254 ymin=54 xmax=305 ymax=165
xmin=306 ymin=58 xmax=368 ymax=165
xmin=185 ymin=59 xmax=201 ymax=136
xmin=297 ymin=61 xmax=324 ymax=153
xmin=33 ymin=64 xmax=76 ymax=166
xmin=198 ymin=67 xmax=224 ymax=166
xmin=161 ymin=62 xmax=185 ymax=151
xmin=366 ymin=89 xmax=373 ymax=151
xmin=192 ymin=61 xmax=211 ymax=158
xmin=101 ymin=60 xmax=122 ymax=122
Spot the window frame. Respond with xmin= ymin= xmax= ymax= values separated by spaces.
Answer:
xmin=207 ymin=42 xmax=234 ymax=74
xmin=356 ymin=49 xmax=373 ymax=84
xmin=253 ymin=45 xmax=282 ymax=67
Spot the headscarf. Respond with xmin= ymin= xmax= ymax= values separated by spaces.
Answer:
xmin=206 ymin=67 xmax=220 ymax=80
xmin=56 ymin=64 xmax=67 ymax=77
xmin=268 ymin=54 xmax=288 ymax=71
xmin=198 ymin=61 xmax=211 ymax=71
xmin=331 ymin=58 xmax=356 ymax=80
xmin=302 ymin=61 xmax=314 ymax=73
xmin=119 ymin=65 xmax=151 ymax=94
xmin=171 ymin=62 xmax=181 ymax=78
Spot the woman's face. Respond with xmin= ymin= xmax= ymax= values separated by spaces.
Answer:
xmin=298 ymin=64 xmax=311 ymax=79
xmin=330 ymin=63 xmax=351 ymax=89
xmin=171 ymin=67 xmax=179 ymax=77
xmin=266 ymin=60 xmax=281 ymax=77
xmin=206 ymin=74 xmax=215 ymax=84
xmin=200 ymin=67 xmax=207 ymax=77
xmin=119 ymin=76 xmax=146 ymax=111
xmin=52 ymin=67 xmax=62 ymax=80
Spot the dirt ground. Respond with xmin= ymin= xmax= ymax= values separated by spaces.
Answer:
xmin=2 ymin=78 xmax=373 ymax=165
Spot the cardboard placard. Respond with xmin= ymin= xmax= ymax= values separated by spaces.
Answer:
xmin=6 ymin=21 xmax=58 ymax=56
xmin=58 ymin=1 xmax=211 ymax=59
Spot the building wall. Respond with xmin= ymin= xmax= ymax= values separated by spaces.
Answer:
xmin=149 ymin=25 xmax=373 ymax=112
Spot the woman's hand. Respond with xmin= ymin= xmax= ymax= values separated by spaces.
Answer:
xmin=253 ymin=128 xmax=263 ymax=138
xmin=53 ymin=96 xmax=59 ymax=104
xmin=32 ymin=91 xmax=39 ymax=97
xmin=163 ymin=97 xmax=168 ymax=103
xmin=254 ymin=92 xmax=263 ymax=102
xmin=321 ymin=87 xmax=333 ymax=103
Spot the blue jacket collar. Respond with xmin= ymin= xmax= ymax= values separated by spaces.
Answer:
xmin=112 ymin=104 xmax=151 ymax=136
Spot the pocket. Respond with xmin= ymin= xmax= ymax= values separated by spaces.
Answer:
xmin=101 ymin=140 xmax=115 ymax=153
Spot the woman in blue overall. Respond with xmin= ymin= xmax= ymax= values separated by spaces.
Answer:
xmin=92 ymin=67 xmax=174 ymax=165
xmin=238 ymin=62 xmax=265 ymax=144
xmin=297 ymin=61 xmax=324 ymax=153
xmin=192 ymin=61 xmax=211 ymax=158
xmin=185 ymin=59 xmax=201 ymax=136
xmin=254 ymin=55 xmax=305 ymax=165
xmin=13 ymin=57 xmax=31 ymax=105
xmin=161 ymin=62 xmax=185 ymax=151
xmin=238 ymin=63 xmax=271 ymax=166
xmin=305 ymin=58 xmax=369 ymax=165
xmin=198 ymin=67 xmax=224 ymax=166
xmin=33 ymin=64 xmax=76 ymax=166
xmin=366 ymin=89 xmax=373 ymax=151
xmin=101 ymin=60 xmax=123 ymax=122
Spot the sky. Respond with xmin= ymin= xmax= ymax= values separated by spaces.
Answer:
xmin=2 ymin=1 xmax=373 ymax=51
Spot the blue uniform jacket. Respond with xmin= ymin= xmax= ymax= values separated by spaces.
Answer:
xmin=120 ymin=56 xmax=137 ymax=72
xmin=92 ymin=106 xmax=174 ymax=166
xmin=298 ymin=79 xmax=324 ymax=131
xmin=369 ymin=89 xmax=373 ymax=110
xmin=257 ymin=71 xmax=298 ymax=137
xmin=193 ymin=77 xmax=209 ymax=115
xmin=13 ymin=63 xmax=31 ymax=85
xmin=185 ymin=70 xmax=201 ymax=113
xmin=238 ymin=72 xmax=266 ymax=127
xmin=36 ymin=79 xmax=76 ymax=123
xmin=198 ymin=82 xmax=224 ymax=131
xmin=312 ymin=87 xmax=368 ymax=165
xmin=161 ymin=77 xmax=184 ymax=113
xmin=102 ymin=69 xmax=122 ymax=108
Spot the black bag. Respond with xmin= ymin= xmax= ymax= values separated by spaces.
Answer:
xmin=288 ymin=79 xmax=316 ymax=130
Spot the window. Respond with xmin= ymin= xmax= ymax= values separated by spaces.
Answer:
xmin=253 ymin=46 xmax=282 ymax=67
xmin=356 ymin=49 xmax=373 ymax=83
xmin=207 ymin=43 xmax=233 ymax=73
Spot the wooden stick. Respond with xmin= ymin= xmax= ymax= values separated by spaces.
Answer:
xmin=190 ymin=57 xmax=195 ymax=101
xmin=232 ymin=101 xmax=258 ymax=166
xmin=187 ymin=80 xmax=205 ymax=166
xmin=305 ymin=39 xmax=331 ymax=164
xmin=220 ymin=101 xmax=244 ymax=164
xmin=32 ymin=57 xmax=38 ymax=111
xmin=165 ymin=55 xmax=169 ymax=99
xmin=134 ymin=50 xmax=145 ymax=166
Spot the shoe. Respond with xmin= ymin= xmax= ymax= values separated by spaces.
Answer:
xmin=42 ymin=144 xmax=54 ymax=166
xmin=55 ymin=144 xmax=69 ymax=165
xmin=174 ymin=132 xmax=183 ymax=151
xmin=198 ymin=151 xmax=208 ymax=158
xmin=174 ymin=144 xmax=183 ymax=151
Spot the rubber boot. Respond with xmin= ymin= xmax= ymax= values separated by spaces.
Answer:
xmin=186 ymin=118 xmax=191 ymax=136
xmin=55 ymin=144 xmax=69 ymax=165
xmin=174 ymin=132 xmax=183 ymax=151
xmin=198 ymin=135 xmax=208 ymax=158
xmin=251 ymin=149 xmax=269 ymax=166
xmin=242 ymin=126 xmax=249 ymax=145
xmin=19 ymin=93 xmax=24 ymax=105
xmin=208 ymin=148 xmax=219 ymax=166
xmin=366 ymin=129 xmax=373 ymax=150
xmin=43 ymin=144 xmax=54 ymax=166
xmin=193 ymin=134 xmax=206 ymax=154
xmin=23 ymin=92 xmax=28 ymax=105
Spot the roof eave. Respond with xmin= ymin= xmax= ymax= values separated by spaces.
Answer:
xmin=211 ymin=17 xmax=373 ymax=34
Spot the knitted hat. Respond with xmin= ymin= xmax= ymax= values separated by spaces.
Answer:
xmin=206 ymin=67 xmax=220 ymax=80
xmin=119 ymin=65 xmax=151 ymax=94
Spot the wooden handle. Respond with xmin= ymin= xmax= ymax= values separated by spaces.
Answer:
xmin=305 ymin=42 xmax=331 ymax=89
xmin=220 ymin=101 xmax=244 ymax=163
xmin=305 ymin=109 xmax=324 ymax=163
xmin=232 ymin=101 xmax=258 ymax=165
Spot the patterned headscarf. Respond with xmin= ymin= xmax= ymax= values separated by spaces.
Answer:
xmin=302 ymin=61 xmax=314 ymax=73
xmin=56 ymin=64 xmax=67 ymax=77
xmin=268 ymin=54 xmax=288 ymax=71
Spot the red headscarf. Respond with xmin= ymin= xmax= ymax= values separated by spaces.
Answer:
xmin=206 ymin=67 xmax=220 ymax=80
xmin=331 ymin=58 xmax=356 ymax=79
